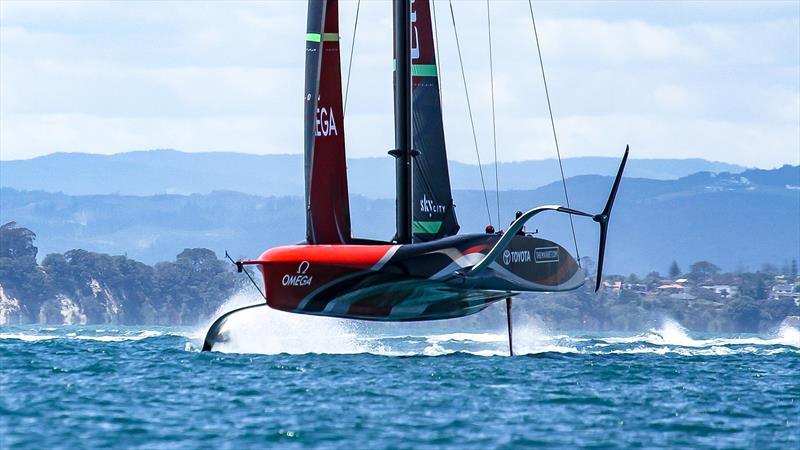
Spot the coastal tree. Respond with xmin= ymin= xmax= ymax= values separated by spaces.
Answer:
xmin=0 ymin=222 xmax=38 ymax=259
xmin=154 ymin=248 xmax=236 ymax=325
xmin=755 ymin=277 xmax=767 ymax=300
xmin=643 ymin=271 xmax=662 ymax=289
xmin=688 ymin=261 xmax=720 ymax=281
xmin=761 ymin=263 xmax=779 ymax=275
xmin=724 ymin=296 xmax=761 ymax=332
xmin=0 ymin=222 xmax=48 ymax=320
xmin=668 ymin=261 xmax=681 ymax=278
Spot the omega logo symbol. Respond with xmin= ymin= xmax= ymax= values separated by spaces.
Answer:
xmin=297 ymin=261 xmax=310 ymax=274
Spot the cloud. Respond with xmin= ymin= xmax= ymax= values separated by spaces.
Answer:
xmin=537 ymin=19 xmax=704 ymax=64
xmin=652 ymin=85 xmax=696 ymax=112
xmin=0 ymin=0 xmax=797 ymax=169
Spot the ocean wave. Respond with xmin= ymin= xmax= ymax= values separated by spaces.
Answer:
xmin=596 ymin=319 xmax=800 ymax=349
xmin=0 ymin=329 xmax=168 ymax=343
xmin=0 ymin=333 xmax=60 ymax=342
xmin=7 ymin=308 xmax=796 ymax=359
xmin=425 ymin=332 xmax=505 ymax=344
xmin=191 ymin=305 xmax=800 ymax=357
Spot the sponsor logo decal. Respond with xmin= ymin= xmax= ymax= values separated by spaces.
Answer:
xmin=282 ymin=274 xmax=312 ymax=287
xmin=419 ymin=193 xmax=446 ymax=214
xmin=282 ymin=261 xmax=313 ymax=287
xmin=297 ymin=261 xmax=310 ymax=274
xmin=503 ymin=249 xmax=531 ymax=265
xmin=534 ymin=247 xmax=560 ymax=263
xmin=315 ymin=105 xmax=339 ymax=137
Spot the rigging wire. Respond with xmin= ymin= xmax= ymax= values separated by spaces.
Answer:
xmin=528 ymin=0 xmax=581 ymax=265
xmin=486 ymin=0 xmax=500 ymax=227
xmin=225 ymin=252 xmax=266 ymax=300
xmin=448 ymin=0 xmax=493 ymax=227
xmin=431 ymin=0 xmax=444 ymax=107
xmin=343 ymin=0 xmax=361 ymax=114
xmin=428 ymin=1 xmax=451 ymax=209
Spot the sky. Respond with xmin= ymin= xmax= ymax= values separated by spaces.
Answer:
xmin=1 ymin=0 xmax=798 ymax=168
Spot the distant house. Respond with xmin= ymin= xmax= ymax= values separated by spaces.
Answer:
xmin=675 ymin=278 xmax=689 ymax=284
xmin=772 ymin=284 xmax=793 ymax=295
xmin=602 ymin=280 xmax=622 ymax=292
xmin=770 ymin=284 xmax=800 ymax=301
xmin=669 ymin=292 xmax=697 ymax=300
xmin=656 ymin=284 xmax=685 ymax=294
xmin=702 ymin=285 xmax=740 ymax=299
xmin=623 ymin=283 xmax=648 ymax=294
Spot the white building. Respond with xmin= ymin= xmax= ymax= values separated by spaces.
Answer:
xmin=702 ymin=285 xmax=739 ymax=298
xmin=770 ymin=283 xmax=800 ymax=301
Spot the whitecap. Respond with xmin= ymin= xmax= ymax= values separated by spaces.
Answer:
xmin=0 ymin=333 xmax=59 ymax=342
xmin=425 ymin=332 xmax=504 ymax=344
xmin=73 ymin=330 xmax=164 ymax=342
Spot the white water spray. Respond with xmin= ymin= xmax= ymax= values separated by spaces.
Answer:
xmin=776 ymin=323 xmax=800 ymax=347
xmin=189 ymin=293 xmax=800 ymax=357
xmin=418 ymin=315 xmax=575 ymax=356
xmin=194 ymin=291 xmax=374 ymax=355
xmin=597 ymin=318 xmax=800 ymax=355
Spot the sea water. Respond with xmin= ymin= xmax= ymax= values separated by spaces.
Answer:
xmin=1 ymin=300 xmax=798 ymax=449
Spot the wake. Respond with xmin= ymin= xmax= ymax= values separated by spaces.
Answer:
xmin=3 ymin=294 xmax=795 ymax=357
xmin=190 ymin=294 xmax=800 ymax=357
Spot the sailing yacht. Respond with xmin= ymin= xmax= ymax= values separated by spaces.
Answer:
xmin=203 ymin=0 xmax=627 ymax=354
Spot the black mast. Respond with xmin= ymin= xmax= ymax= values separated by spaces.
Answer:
xmin=391 ymin=0 xmax=412 ymax=244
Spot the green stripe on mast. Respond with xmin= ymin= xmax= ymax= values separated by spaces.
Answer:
xmin=392 ymin=61 xmax=438 ymax=77
xmin=411 ymin=64 xmax=437 ymax=77
xmin=306 ymin=33 xmax=339 ymax=42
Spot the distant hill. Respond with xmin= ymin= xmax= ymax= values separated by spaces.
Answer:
xmin=0 ymin=150 xmax=745 ymax=198
xmin=2 ymin=166 xmax=797 ymax=275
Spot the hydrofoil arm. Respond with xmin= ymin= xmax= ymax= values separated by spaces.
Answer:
xmin=468 ymin=146 xmax=629 ymax=291
xmin=467 ymin=204 xmax=586 ymax=275
xmin=201 ymin=303 xmax=269 ymax=351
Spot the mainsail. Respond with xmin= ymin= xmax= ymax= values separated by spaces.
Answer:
xmin=304 ymin=0 xmax=352 ymax=245
xmin=409 ymin=0 xmax=459 ymax=242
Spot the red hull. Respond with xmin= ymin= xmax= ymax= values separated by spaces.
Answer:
xmin=243 ymin=234 xmax=584 ymax=321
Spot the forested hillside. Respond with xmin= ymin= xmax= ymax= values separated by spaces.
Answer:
xmin=0 ymin=222 xmax=239 ymax=325
xmin=2 ymin=166 xmax=797 ymax=275
xmin=0 ymin=149 xmax=745 ymax=197
xmin=2 ymin=222 xmax=796 ymax=331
